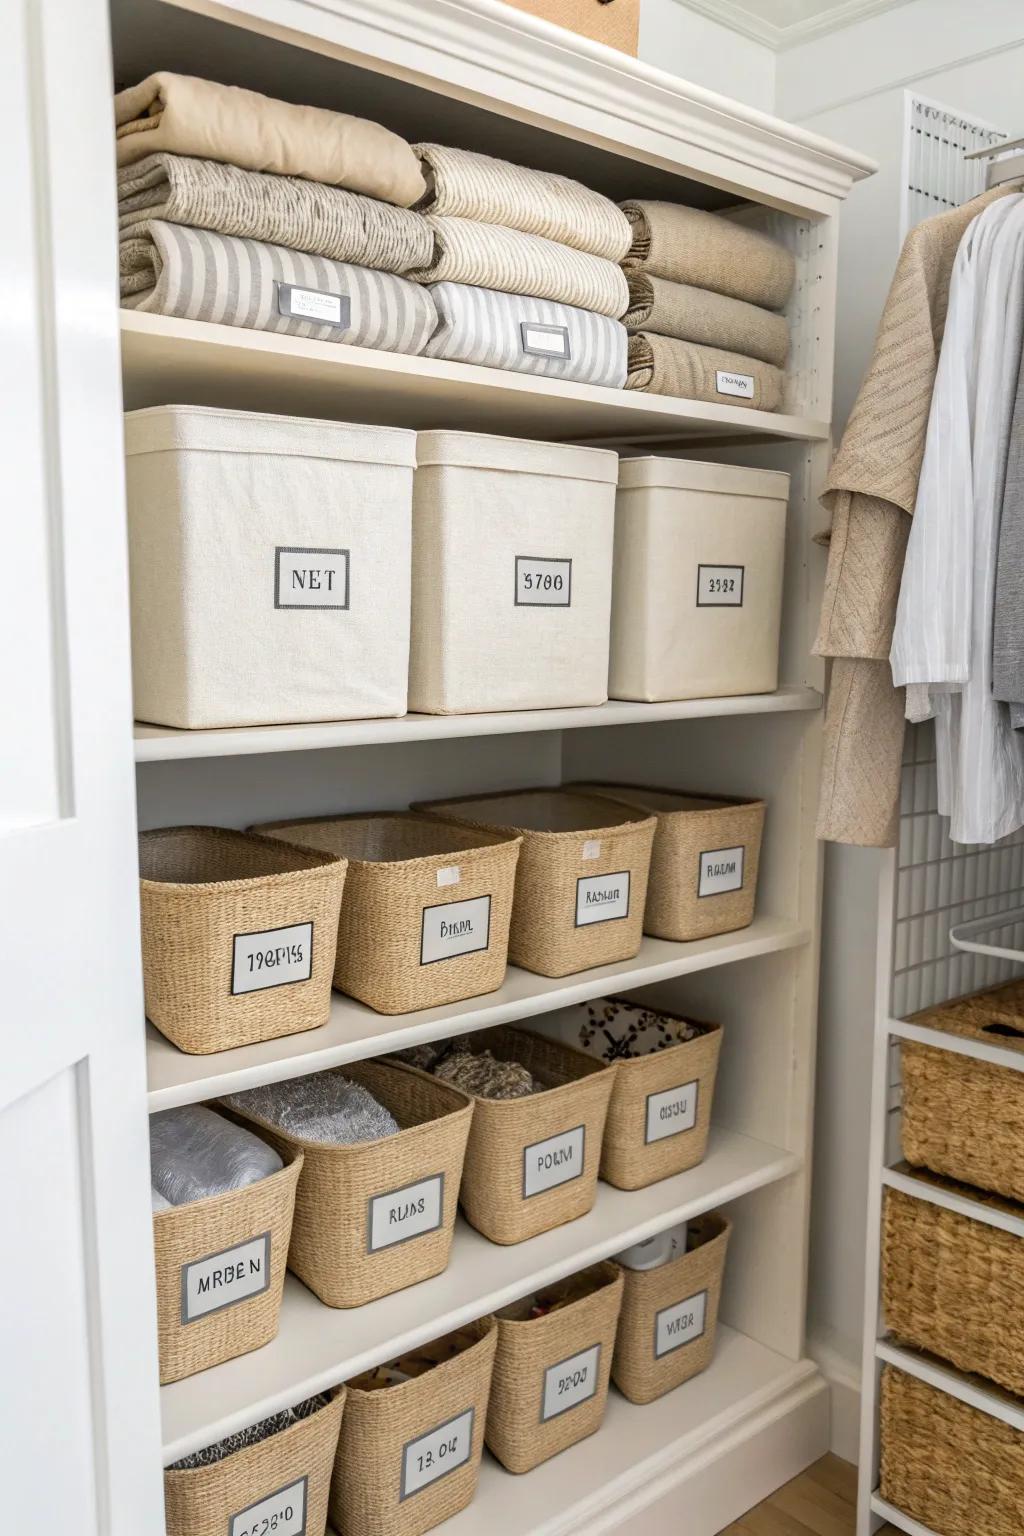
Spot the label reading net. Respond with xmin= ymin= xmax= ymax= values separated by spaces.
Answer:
xmin=232 ymin=922 xmax=313 ymax=995
xmin=368 ymin=1174 xmax=444 ymax=1253
xmin=401 ymin=1409 xmax=474 ymax=1500
xmin=655 ymin=1289 xmax=708 ymax=1359
xmin=698 ymin=845 xmax=745 ymax=898
xmin=696 ymin=564 xmax=744 ymax=607
xmin=541 ymin=1343 xmax=601 ymax=1421
xmin=645 ymin=1081 xmax=698 ymax=1144
xmin=523 ymin=1124 xmax=585 ymax=1198
xmin=229 ymin=1476 xmax=308 ymax=1536
xmin=715 ymin=368 xmax=755 ymax=399
xmin=277 ymin=281 xmax=350 ymax=328
xmin=182 ymin=1233 xmax=270 ymax=1324
xmin=515 ymin=556 xmax=572 ymax=607
xmin=420 ymin=895 xmax=491 ymax=965
xmin=275 ymin=546 xmax=350 ymax=610
xmin=575 ymin=871 xmax=630 ymax=927
xmin=520 ymin=321 xmax=571 ymax=360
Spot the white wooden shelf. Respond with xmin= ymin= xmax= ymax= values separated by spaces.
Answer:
xmin=882 ymin=1164 xmax=1024 ymax=1239
xmin=875 ymin=1340 xmax=1024 ymax=1433
xmin=147 ymin=914 xmax=809 ymax=1110
xmin=160 ymin=1126 xmax=800 ymax=1462
xmin=869 ymin=1496 xmax=939 ymax=1536
xmin=886 ymin=1014 xmax=1024 ymax=1073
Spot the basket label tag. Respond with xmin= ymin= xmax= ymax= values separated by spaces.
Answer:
xmin=645 ymin=1080 xmax=699 ymax=1144
xmin=575 ymin=871 xmax=630 ymax=926
xmin=368 ymin=1173 xmax=444 ymax=1253
xmin=436 ymin=865 xmax=461 ymax=888
xmin=582 ymin=839 xmax=602 ymax=860
xmin=520 ymin=321 xmax=571 ymax=359
xmin=277 ymin=281 xmax=350 ymax=329
xmin=515 ymin=555 xmax=572 ymax=607
xmin=698 ymin=845 xmax=745 ymax=898
xmin=541 ymin=1343 xmax=601 ymax=1421
xmin=420 ymin=894 xmax=491 ymax=965
xmin=523 ymin=1124 xmax=586 ymax=1198
xmin=654 ymin=1289 xmax=708 ymax=1359
xmin=275 ymin=546 xmax=350 ymax=610
xmin=229 ymin=1475 xmax=308 ymax=1536
xmin=400 ymin=1408 xmax=474 ymax=1499
xmin=231 ymin=921 xmax=314 ymax=995
xmin=696 ymin=564 xmax=744 ymax=607
xmin=715 ymin=369 xmax=754 ymax=398
xmin=182 ymin=1232 xmax=271 ymax=1324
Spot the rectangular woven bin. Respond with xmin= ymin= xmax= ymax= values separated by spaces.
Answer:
xmin=414 ymin=788 xmax=655 ymax=977
xmin=253 ymin=812 xmax=521 ymax=1014
xmin=139 ymin=825 xmax=346 ymax=1055
xmin=165 ymin=1387 xmax=345 ymax=1536
xmin=486 ymin=1261 xmax=624 ymax=1473
xmin=612 ymin=1211 xmax=730 ymax=1404
xmin=154 ymin=1148 xmax=302 ymax=1385
xmin=880 ymin=1366 xmax=1024 ymax=1536
xmin=330 ymin=1318 xmax=497 ymax=1536
xmin=223 ymin=1060 xmax=473 ymax=1308
xmin=572 ymin=781 xmax=765 ymax=942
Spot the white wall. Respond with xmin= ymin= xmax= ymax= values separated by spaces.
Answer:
xmin=639 ymin=0 xmax=776 ymax=113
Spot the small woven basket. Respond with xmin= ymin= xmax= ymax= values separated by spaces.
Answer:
xmin=880 ymin=1366 xmax=1024 ymax=1536
xmin=329 ymin=1318 xmax=497 ymax=1536
xmin=223 ymin=1060 xmax=473 ymax=1308
xmin=612 ymin=1211 xmax=730 ymax=1405
xmin=164 ymin=1387 xmax=345 ymax=1536
xmin=486 ymin=1261 xmax=624 ymax=1474
xmin=253 ymin=812 xmax=520 ymax=1015
xmin=414 ymin=788 xmax=655 ymax=978
xmin=139 ymin=826 xmax=347 ymax=1055
xmin=154 ymin=1149 xmax=302 ymax=1385
xmin=571 ymin=782 xmax=765 ymax=941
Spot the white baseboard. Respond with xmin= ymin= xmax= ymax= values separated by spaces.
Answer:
xmin=809 ymin=1332 xmax=862 ymax=1464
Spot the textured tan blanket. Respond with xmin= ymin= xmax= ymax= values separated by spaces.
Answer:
xmin=624 ymin=272 xmax=789 ymax=366
xmin=626 ymin=333 xmax=783 ymax=411
xmin=621 ymin=200 xmax=795 ymax=311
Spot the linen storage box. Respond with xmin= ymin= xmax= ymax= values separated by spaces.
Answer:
xmin=254 ymin=812 xmax=521 ymax=1014
xmin=164 ymin=1388 xmax=345 ymax=1536
xmin=880 ymin=1366 xmax=1024 ymax=1536
xmin=609 ymin=458 xmax=788 ymax=702
xmin=223 ymin=1060 xmax=473 ymax=1307
xmin=612 ymin=1211 xmax=730 ymax=1404
xmin=125 ymin=406 xmax=416 ymax=729
xmin=139 ymin=826 xmax=347 ymax=1054
xmin=500 ymin=0 xmax=640 ymax=54
xmin=416 ymin=788 xmax=656 ymax=977
xmin=154 ymin=1146 xmax=302 ymax=1384
xmin=408 ymin=432 xmax=617 ymax=715
xmin=329 ymin=1318 xmax=497 ymax=1536
xmin=486 ymin=1262 xmax=624 ymax=1473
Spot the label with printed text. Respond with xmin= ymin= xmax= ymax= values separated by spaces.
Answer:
xmin=520 ymin=322 xmax=571 ymax=359
xmin=232 ymin=922 xmax=313 ymax=995
xmin=401 ymin=1409 xmax=474 ymax=1500
xmin=645 ymin=1081 xmax=698 ymax=1144
xmin=541 ymin=1344 xmax=601 ymax=1421
xmin=655 ymin=1289 xmax=708 ymax=1358
xmin=696 ymin=564 xmax=744 ymax=607
xmin=420 ymin=895 xmax=491 ymax=965
xmin=368 ymin=1174 xmax=444 ymax=1253
xmin=515 ymin=556 xmax=572 ymax=607
xmin=275 ymin=547 xmax=350 ymax=610
xmin=698 ymin=845 xmax=745 ymax=898
xmin=523 ymin=1124 xmax=585 ymax=1198
xmin=182 ymin=1233 xmax=270 ymax=1324
xmin=715 ymin=369 xmax=754 ymax=399
xmin=229 ymin=1476 xmax=308 ymax=1536
xmin=575 ymin=871 xmax=630 ymax=926
xmin=277 ymin=282 xmax=350 ymax=328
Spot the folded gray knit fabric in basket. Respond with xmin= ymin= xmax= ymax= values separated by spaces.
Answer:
xmin=170 ymin=1395 xmax=331 ymax=1470
xmin=435 ymin=1050 xmax=535 ymax=1100
xmin=223 ymin=1070 xmax=400 ymax=1145
xmin=425 ymin=281 xmax=628 ymax=387
xmin=149 ymin=1104 xmax=283 ymax=1207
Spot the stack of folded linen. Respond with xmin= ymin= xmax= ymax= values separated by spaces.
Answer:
xmin=115 ymin=72 xmax=438 ymax=356
xmin=620 ymin=200 xmax=796 ymax=410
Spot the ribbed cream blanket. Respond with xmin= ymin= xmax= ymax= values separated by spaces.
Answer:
xmin=624 ymin=272 xmax=790 ymax=367
xmin=626 ymin=333 xmax=783 ymax=411
xmin=621 ymin=200 xmax=796 ymax=311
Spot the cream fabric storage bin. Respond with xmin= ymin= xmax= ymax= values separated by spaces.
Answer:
xmin=610 ymin=458 xmax=788 ymax=702
xmin=125 ymin=405 xmax=416 ymax=729
xmin=409 ymin=431 xmax=618 ymax=714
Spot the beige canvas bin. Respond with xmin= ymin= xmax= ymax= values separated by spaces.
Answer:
xmin=486 ymin=1261 xmax=624 ymax=1473
xmin=223 ymin=1060 xmax=473 ymax=1308
xmin=330 ymin=1318 xmax=497 ymax=1536
xmin=610 ymin=457 xmax=788 ymax=702
xmin=415 ymin=788 xmax=656 ymax=977
xmin=164 ymin=1387 xmax=345 ymax=1536
xmin=253 ymin=812 xmax=521 ymax=1014
xmin=139 ymin=826 xmax=347 ymax=1055
xmin=612 ymin=1211 xmax=730 ymax=1404
xmin=572 ymin=781 xmax=765 ymax=941
xmin=409 ymin=431 xmax=617 ymax=715
xmin=154 ymin=1147 xmax=302 ymax=1385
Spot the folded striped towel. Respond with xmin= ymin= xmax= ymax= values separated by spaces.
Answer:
xmin=118 ymin=154 xmax=433 ymax=275
xmin=120 ymin=222 xmax=438 ymax=356
xmin=621 ymin=200 xmax=796 ymax=311
xmin=425 ymin=281 xmax=627 ymax=388
xmin=626 ymin=333 xmax=784 ymax=411
xmin=624 ymin=273 xmax=790 ymax=368
xmin=414 ymin=142 xmax=631 ymax=261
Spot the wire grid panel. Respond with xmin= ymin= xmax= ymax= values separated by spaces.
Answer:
xmin=901 ymin=94 xmax=1004 ymax=236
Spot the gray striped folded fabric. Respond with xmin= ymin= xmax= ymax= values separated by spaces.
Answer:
xmin=424 ymin=281 xmax=627 ymax=388
xmin=118 ymin=154 xmax=433 ymax=275
xmin=120 ymin=221 xmax=438 ymax=355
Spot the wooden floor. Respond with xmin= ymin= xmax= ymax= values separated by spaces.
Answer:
xmin=720 ymin=1456 xmax=898 ymax=1535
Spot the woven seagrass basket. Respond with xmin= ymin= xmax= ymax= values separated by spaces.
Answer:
xmin=139 ymin=826 xmax=346 ymax=1054
xmin=330 ymin=1318 xmax=497 ymax=1536
xmin=164 ymin=1387 xmax=345 ymax=1536
xmin=612 ymin=1211 xmax=730 ymax=1404
xmin=414 ymin=788 xmax=655 ymax=977
xmin=224 ymin=1060 xmax=473 ymax=1308
xmin=253 ymin=812 xmax=520 ymax=1015
xmin=154 ymin=1147 xmax=302 ymax=1385
xmin=486 ymin=1261 xmax=623 ymax=1473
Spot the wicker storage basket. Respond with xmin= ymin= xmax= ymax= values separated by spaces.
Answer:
xmin=901 ymin=981 xmax=1024 ymax=1200
xmin=612 ymin=1212 xmax=730 ymax=1404
xmin=154 ymin=1148 xmax=302 ymax=1385
xmin=253 ymin=813 xmax=521 ymax=1015
xmin=329 ymin=1318 xmax=497 ymax=1536
xmin=139 ymin=826 xmax=347 ymax=1055
xmin=224 ymin=1061 xmax=473 ymax=1308
xmin=486 ymin=1261 xmax=624 ymax=1473
xmin=164 ymin=1387 xmax=345 ymax=1536
xmin=415 ymin=789 xmax=656 ymax=977
xmin=571 ymin=782 xmax=765 ymax=942
xmin=880 ymin=1366 xmax=1024 ymax=1536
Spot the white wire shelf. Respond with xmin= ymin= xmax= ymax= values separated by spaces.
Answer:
xmin=876 ymin=1340 xmax=1024 ymax=1434
xmin=881 ymin=1164 xmax=1024 ymax=1239
xmin=886 ymin=1015 xmax=1024 ymax=1073
xmin=869 ymin=1494 xmax=940 ymax=1536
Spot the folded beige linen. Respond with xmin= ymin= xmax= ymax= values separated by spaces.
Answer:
xmin=114 ymin=73 xmax=426 ymax=207
xmin=621 ymin=200 xmax=795 ymax=310
xmin=624 ymin=272 xmax=789 ymax=366
xmin=626 ymin=333 xmax=783 ymax=411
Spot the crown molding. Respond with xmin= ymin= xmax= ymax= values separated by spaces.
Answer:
xmin=665 ymin=0 xmax=918 ymax=51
